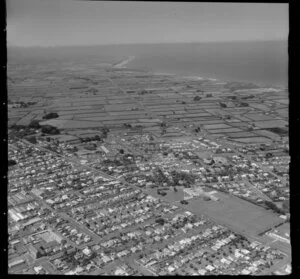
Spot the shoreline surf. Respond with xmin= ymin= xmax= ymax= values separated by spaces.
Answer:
xmin=121 ymin=60 xmax=287 ymax=91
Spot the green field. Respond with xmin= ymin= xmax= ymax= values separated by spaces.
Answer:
xmin=186 ymin=191 xmax=282 ymax=237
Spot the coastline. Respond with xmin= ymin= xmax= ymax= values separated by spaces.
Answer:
xmin=122 ymin=59 xmax=286 ymax=91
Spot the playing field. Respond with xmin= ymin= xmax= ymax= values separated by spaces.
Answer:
xmin=186 ymin=191 xmax=282 ymax=237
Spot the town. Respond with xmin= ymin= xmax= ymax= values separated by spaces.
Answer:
xmin=7 ymin=61 xmax=290 ymax=275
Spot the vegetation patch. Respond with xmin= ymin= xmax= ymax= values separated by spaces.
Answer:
xmin=266 ymin=127 xmax=288 ymax=136
xmin=41 ymin=125 xmax=60 ymax=135
xmin=42 ymin=112 xmax=59 ymax=120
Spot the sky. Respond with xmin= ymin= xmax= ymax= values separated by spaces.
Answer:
xmin=7 ymin=0 xmax=288 ymax=47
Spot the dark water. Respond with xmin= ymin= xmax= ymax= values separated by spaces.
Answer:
xmin=8 ymin=40 xmax=287 ymax=87
xmin=127 ymin=41 xmax=288 ymax=87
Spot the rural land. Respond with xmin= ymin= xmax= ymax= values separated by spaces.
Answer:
xmin=7 ymin=57 xmax=290 ymax=275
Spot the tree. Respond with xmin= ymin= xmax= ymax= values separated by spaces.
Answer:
xmin=264 ymin=201 xmax=285 ymax=214
xmin=240 ymin=102 xmax=249 ymax=107
xmin=139 ymin=89 xmax=148 ymax=95
xmin=124 ymin=123 xmax=132 ymax=128
xmin=266 ymin=152 xmax=273 ymax=158
xmin=219 ymin=102 xmax=227 ymax=108
xmin=42 ymin=112 xmax=59 ymax=120
xmin=193 ymin=96 xmax=202 ymax=101
xmin=155 ymin=218 xmax=165 ymax=226
xmin=160 ymin=119 xmax=167 ymax=127
xmin=101 ymin=127 xmax=110 ymax=138
xmin=20 ymin=102 xmax=28 ymax=108
xmin=28 ymin=120 xmax=41 ymax=129
xmin=282 ymin=199 xmax=289 ymax=212
xmin=84 ymin=143 xmax=97 ymax=151
xmin=41 ymin=125 xmax=60 ymax=135
xmin=36 ymin=250 xmax=43 ymax=259
xmin=27 ymin=136 xmax=37 ymax=144
xmin=94 ymin=135 xmax=101 ymax=141
xmin=160 ymin=191 xmax=167 ymax=196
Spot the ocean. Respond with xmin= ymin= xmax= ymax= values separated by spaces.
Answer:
xmin=126 ymin=41 xmax=288 ymax=88
xmin=8 ymin=40 xmax=288 ymax=88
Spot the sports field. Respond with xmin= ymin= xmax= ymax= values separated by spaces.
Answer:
xmin=186 ymin=191 xmax=282 ymax=237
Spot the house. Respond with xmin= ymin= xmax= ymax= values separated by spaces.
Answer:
xmin=8 ymin=258 xmax=25 ymax=269
xmin=241 ymin=269 xmax=251 ymax=275
xmin=198 ymin=269 xmax=207 ymax=275
xmin=82 ymin=247 xmax=91 ymax=256
xmin=28 ymin=244 xmax=38 ymax=259
xmin=206 ymin=265 xmax=215 ymax=271
xmin=102 ymin=255 xmax=111 ymax=263
xmin=34 ymin=266 xmax=43 ymax=274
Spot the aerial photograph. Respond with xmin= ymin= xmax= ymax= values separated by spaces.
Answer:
xmin=7 ymin=0 xmax=290 ymax=276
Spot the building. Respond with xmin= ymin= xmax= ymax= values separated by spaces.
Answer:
xmin=101 ymin=145 xmax=110 ymax=154
xmin=8 ymin=258 xmax=25 ymax=269
xmin=28 ymin=244 xmax=38 ymax=260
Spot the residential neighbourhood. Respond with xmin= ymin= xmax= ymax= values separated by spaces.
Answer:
xmin=7 ymin=62 xmax=290 ymax=275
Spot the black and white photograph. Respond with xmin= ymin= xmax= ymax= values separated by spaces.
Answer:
xmin=6 ymin=0 xmax=290 ymax=276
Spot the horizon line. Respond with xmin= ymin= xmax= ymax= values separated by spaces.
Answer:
xmin=7 ymin=38 xmax=287 ymax=48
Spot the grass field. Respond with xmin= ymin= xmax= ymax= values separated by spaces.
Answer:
xmin=186 ymin=191 xmax=282 ymax=237
xmin=255 ymin=120 xmax=287 ymax=129
xmin=209 ymin=128 xmax=243 ymax=134
xmin=146 ymin=187 xmax=185 ymax=203
xmin=232 ymin=137 xmax=272 ymax=144
xmin=226 ymin=131 xmax=257 ymax=138
xmin=39 ymin=119 xmax=68 ymax=128
xmin=253 ymin=130 xmax=281 ymax=140
xmin=203 ymin=123 xmax=232 ymax=129
xmin=245 ymin=114 xmax=274 ymax=121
